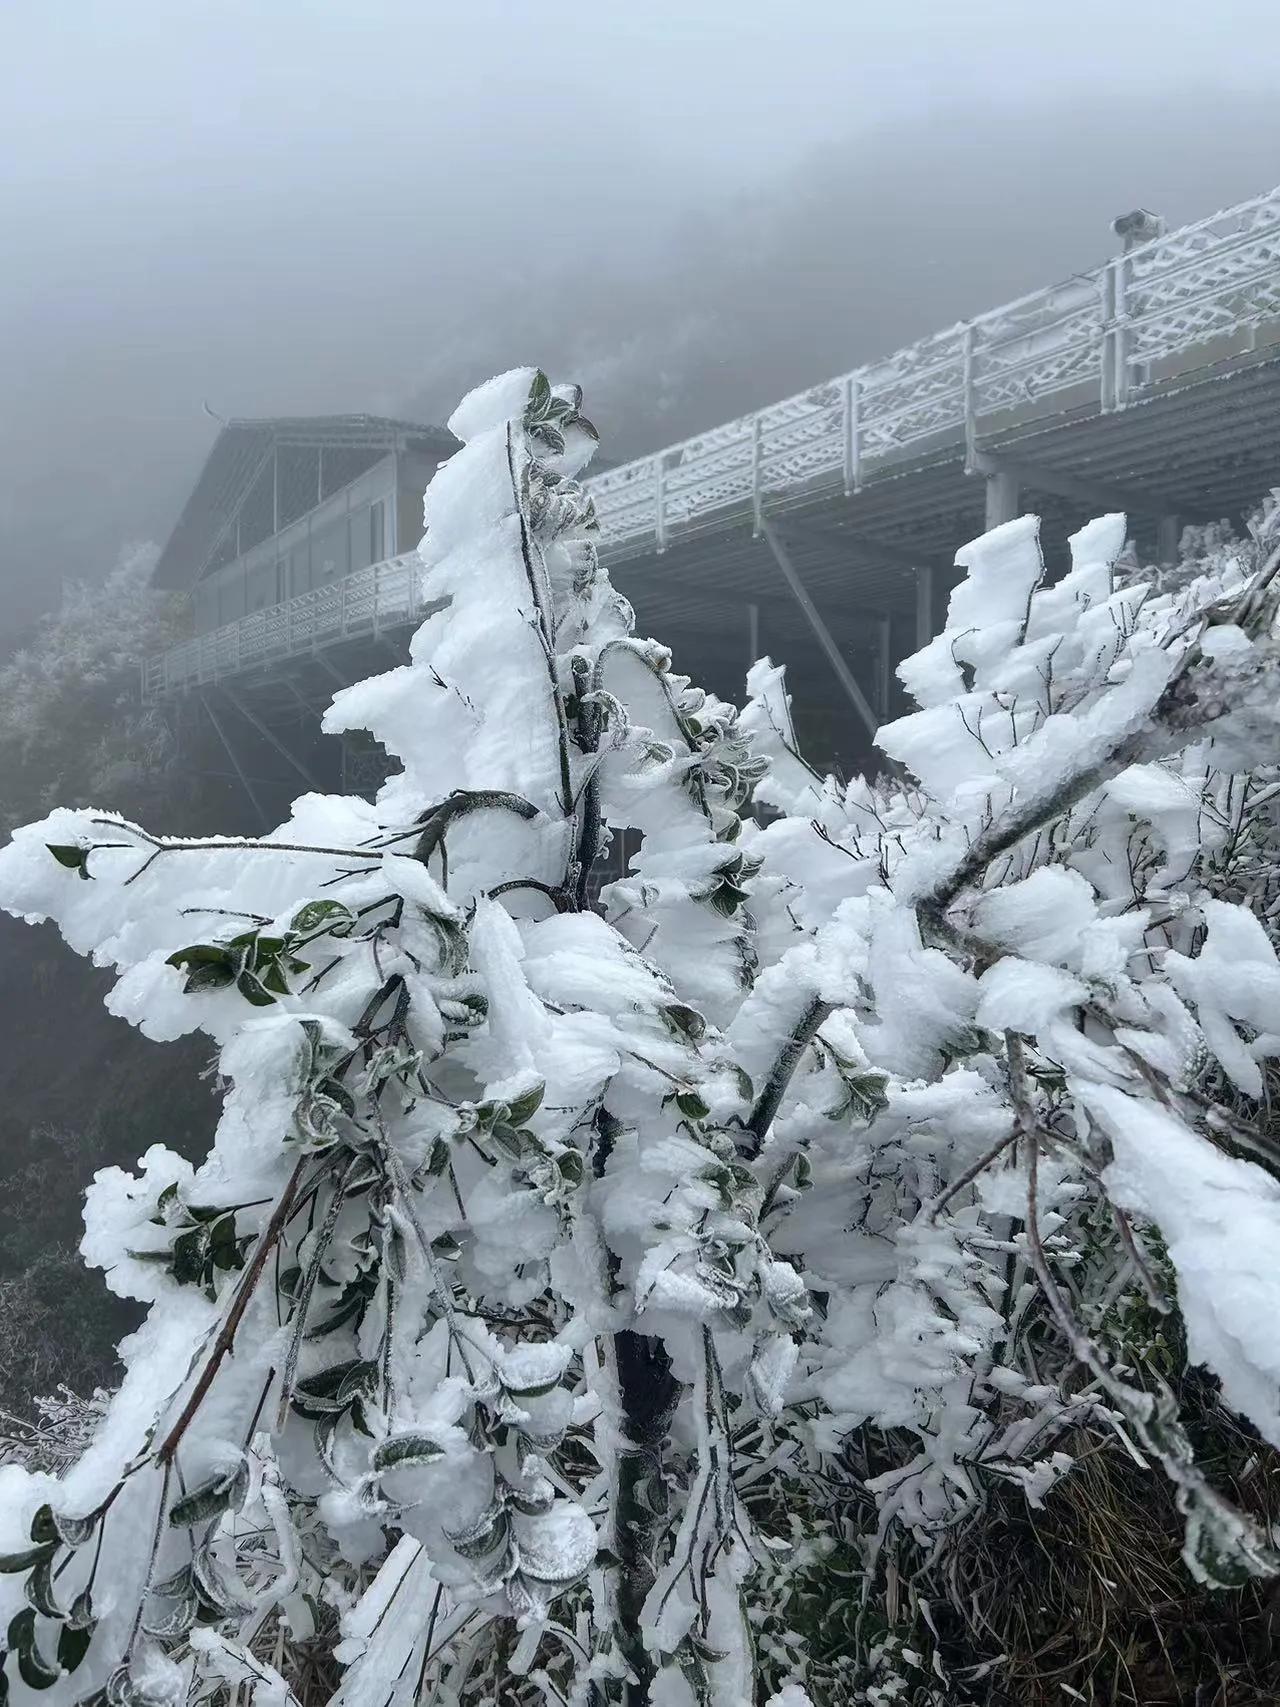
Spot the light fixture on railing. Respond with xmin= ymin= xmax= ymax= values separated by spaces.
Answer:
xmin=1111 ymin=209 xmax=1165 ymax=252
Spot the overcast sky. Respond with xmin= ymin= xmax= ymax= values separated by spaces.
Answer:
xmin=1 ymin=0 xmax=1277 ymax=632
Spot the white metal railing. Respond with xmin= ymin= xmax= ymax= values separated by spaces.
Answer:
xmin=143 ymin=553 xmax=425 ymax=697
xmin=147 ymin=186 xmax=1280 ymax=695
xmin=586 ymin=185 xmax=1280 ymax=555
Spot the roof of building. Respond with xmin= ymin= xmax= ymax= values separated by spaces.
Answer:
xmin=154 ymin=415 xmax=456 ymax=590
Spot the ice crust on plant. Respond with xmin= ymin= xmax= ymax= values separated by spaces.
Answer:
xmin=0 ymin=370 xmax=1279 ymax=1705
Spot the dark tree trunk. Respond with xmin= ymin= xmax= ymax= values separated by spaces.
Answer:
xmin=613 ymin=1328 xmax=680 ymax=1705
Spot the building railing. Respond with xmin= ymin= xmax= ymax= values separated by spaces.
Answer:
xmin=143 ymin=553 xmax=425 ymax=697
xmin=586 ymin=185 xmax=1280 ymax=556
xmin=146 ymin=186 xmax=1280 ymax=695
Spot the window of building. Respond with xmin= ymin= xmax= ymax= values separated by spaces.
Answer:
xmin=218 ymin=566 xmax=246 ymax=624
xmin=311 ymin=518 xmax=349 ymax=585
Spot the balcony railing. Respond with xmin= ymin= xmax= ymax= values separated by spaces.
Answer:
xmin=143 ymin=553 xmax=425 ymax=697
xmin=146 ymin=185 xmax=1280 ymax=697
xmin=587 ymin=185 xmax=1280 ymax=556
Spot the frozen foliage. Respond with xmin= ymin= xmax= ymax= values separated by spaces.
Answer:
xmin=0 ymin=545 xmax=178 ymax=832
xmin=1 ymin=373 xmax=1279 ymax=1706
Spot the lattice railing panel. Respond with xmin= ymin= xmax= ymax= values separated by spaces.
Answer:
xmin=145 ymin=188 xmax=1280 ymax=691
xmin=582 ymin=184 xmax=1280 ymax=555
xmin=145 ymin=554 xmax=425 ymax=696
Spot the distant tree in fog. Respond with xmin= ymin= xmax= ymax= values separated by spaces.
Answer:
xmin=0 ymin=543 xmax=177 ymax=833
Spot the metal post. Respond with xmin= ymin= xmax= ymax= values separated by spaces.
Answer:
xmin=1157 ymin=513 xmax=1181 ymax=565
xmin=1099 ymin=262 xmax=1117 ymax=412
xmin=317 ymin=445 xmax=324 ymax=505
xmin=915 ymin=566 xmax=935 ymax=650
xmin=1113 ymin=255 xmax=1130 ymax=410
xmin=984 ymin=467 xmax=1020 ymax=530
xmin=842 ymin=375 xmax=862 ymax=496
xmin=747 ymin=601 xmax=760 ymax=670
xmin=751 ymin=417 xmax=763 ymax=536
xmin=878 ymin=614 xmax=893 ymax=720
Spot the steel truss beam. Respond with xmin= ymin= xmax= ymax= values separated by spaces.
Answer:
xmin=220 ymin=684 xmax=323 ymax=792
xmin=200 ymin=693 xmax=270 ymax=831
xmin=779 ymin=513 xmax=949 ymax=576
xmin=759 ymin=519 xmax=880 ymax=740
xmin=971 ymin=449 xmax=1189 ymax=524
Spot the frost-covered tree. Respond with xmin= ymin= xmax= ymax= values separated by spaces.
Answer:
xmin=0 ymin=545 xmax=178 ymax=833
xmin=0 ymin=371 xmax=787 ymax=1707
xmin=1 ymin=367 xmax=1279 ymax=1707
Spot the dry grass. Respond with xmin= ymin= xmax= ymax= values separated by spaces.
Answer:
xmin=941 ymin=1399 xmax=1280 ymax=1706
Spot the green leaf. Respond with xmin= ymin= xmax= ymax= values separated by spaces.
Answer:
xmin=502 ymin=1374 xmax=562 ymax=1400
xmin=527 ymin=370 xmax=552 ymax=418
xmin=17 ymin=1645 xmax=60 ymax=1691
xmin=505 ymin=1083 xmax=545 ymax=1126
xmin=448 ymin=1508 xmax=509 ymax=1561
xmin=292 ymin=899 xmax=357 ymax=936
xmin=167 ymin=1461 xmax=247 ymax=1529
xmin=676 ymin=1091 xmax=710 ymax=1122
xmin=166 ymin=944 xmax=233 ymax=971
xmin=708 ymin=882 xmax=750 ymax=918
xmin=209 ymin=1216 xmax=244 ymax=1272
xmin=8 ymin=1607 xmax=36 ymax=1650
xmin=47 ymin=845 xmax=91 ymax=880
xmin=425 ymin=1137 xmax=451 ymax=1177
xmin=317 ymin=1078 xmax=356 ymax=1119
xmin=0 ymin=1542 xmax=56 ymax=1574
xmin=183 ymin=962 xmax=237 ymax=994
xmin=662 ymin=1004 xmax=706 ymax=1042
xmin=52 ymin=1511 xmax=95 ymax=1550
xmin=141 ymin=1591 xmax=197 ymax=1640
xmin=372 ymin=1433 xmax=445 ymax=1473
xmin=24 ymin=1556 xmax=61 ymax=1619
xmin=236 ymin=969 xmax=276 ymax=1007
xmin=170 ymin=1226 xmax=209 ymax=1286
xmin=28 ymin=1507 xmax=57 ymax=1547
xmin=555 ymin=1149 xmax=584 ymax=1187
xmin=57 ymin=1623 xmax=94 ymax=1673
xmin=65 ymin=1590 xmax=94 ymax=1631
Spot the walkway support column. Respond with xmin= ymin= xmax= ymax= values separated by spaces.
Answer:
xmin=1157 ymin=514 xmax=1181 ymax=565
xmin=877 ymin=615 xmax=893 ymax=721
xmin=915 ymin=566 xmax=935 ymax=650
xmin=984 ymin=465 xmax=1021 ymax=530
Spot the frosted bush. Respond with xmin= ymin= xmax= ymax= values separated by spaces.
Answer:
xmin=0 ymin=369 xmax=1278 ymax=1706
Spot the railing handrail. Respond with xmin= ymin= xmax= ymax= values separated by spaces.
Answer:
xmin=583 ymin=182 xmax=1280 ymax=545
xmin=144 ymin=552 xmax=423 ymax=697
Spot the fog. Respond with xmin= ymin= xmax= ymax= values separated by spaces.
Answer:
xmin=1 ymin=0 xmax=1277 ymax=635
